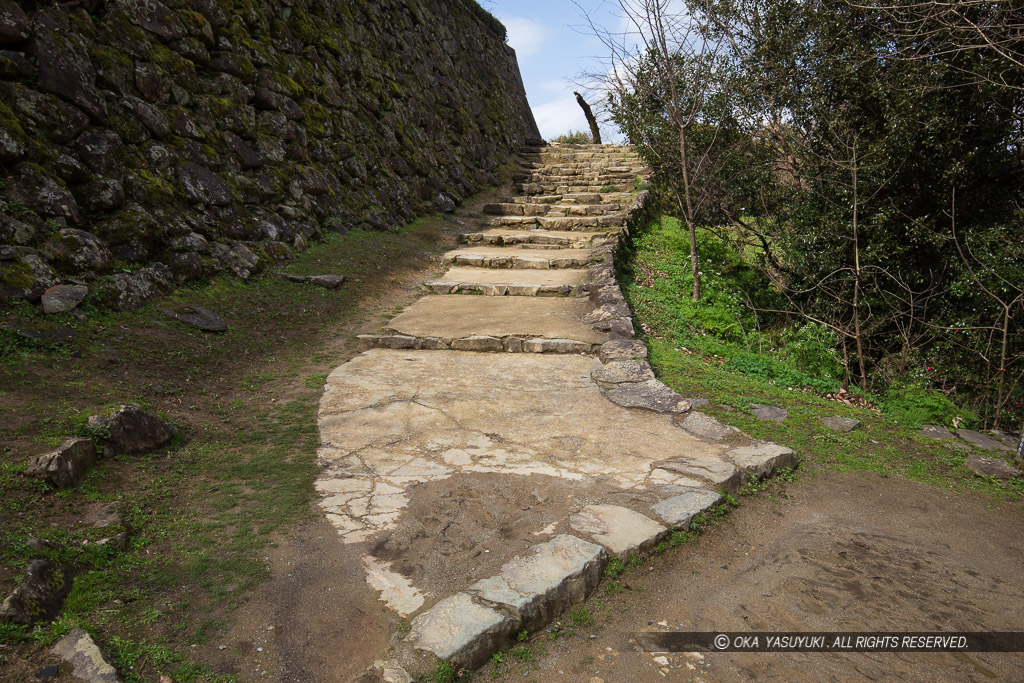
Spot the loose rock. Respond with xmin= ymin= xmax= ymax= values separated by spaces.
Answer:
xmin=24 ymin=437 xmax=97 ymax=488
xmin=90 ymin=404 xmax=175 ymax=456
xmin=274 ymin=272 xmax=346 ymax=289
xmin=50 ymin=628 xmax=121 ymax=683
xmin=601 ymin=379 xmax=690 ymax=414
xmin=956 ymin=429 xmax=1014 ymax=453
xmin=750 ymin=403 xmax=789 ymax=422
xmin=920 ymin=424 xmax=955 ymax=440
xmin=41 ymin=284 xmax=89 ymax=313
xmin=159 ymin=305 xmax=227 ymax=332
xmin=821 ymin=416 xmax=861 ymax=433
xmin=965 ymin=454 xmax=1019 ymax=480
xmin=0 ymin=559 xmax=74 ymax=625
xmin=676 ymin=412 xmax=740 ymax=441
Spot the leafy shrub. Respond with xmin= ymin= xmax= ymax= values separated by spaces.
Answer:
xmin=879 ymin=385 xmax=977 ymax=429
xmin=553 ymin=130 xmax=593 ymax=144
xmin=780 ymin=322 xmax=844 ymax=380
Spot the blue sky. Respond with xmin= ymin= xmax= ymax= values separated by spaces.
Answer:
xmin=483 ymin=1 xmax=624 ymax=141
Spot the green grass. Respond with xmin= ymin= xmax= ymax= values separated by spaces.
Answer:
xmin=624 ymin=216 xmax=984 ymax=429
xmin=0 ymin=201 xmax=480 ymax=679
xmin=618 ymin=215 xmax=1022 ymax=497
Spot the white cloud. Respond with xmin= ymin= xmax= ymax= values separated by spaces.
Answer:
xmin=532 ymin=95 xmax=624 ymax=143
xmin=499 ymin=16 xmax=548 ymax=58
xmin=539 ymin=79 xmax=569 ymax=93
xmin=533 ymin=95 xmax=587 ymax=139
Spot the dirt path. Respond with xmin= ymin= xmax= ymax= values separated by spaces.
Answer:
xmin=510 ymin=470 xmax=1024 ymax=682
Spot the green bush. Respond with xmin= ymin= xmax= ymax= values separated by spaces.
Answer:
xmin=879 ymin=385 xmax=977 ymax=430
xmin=552 ymin=130 xmax=593 ymax=144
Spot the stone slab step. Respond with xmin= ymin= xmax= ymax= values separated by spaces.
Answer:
xmin=460 ymin=229 xmax=605 ymax=248
xmin=489 ymin=201 xmax=623 ymax=216
xmin=443 ymin=246 xmax=596 ymax=269
xmin=467 ymin=534 xmax=605 ymax=633
xmin=651 ymin=489 xmax=724 ymax=528
xmin=426 ymin=266 xmax=590 ymax=296
xmin=384 ymin=295 xmax=611 ymax=345
xmin=357 ymin=334 xmax=601 ymax=354
xmin=515 ymin=183 xmax=633 ymax=195
xmin=570 ymin=504 xmax=669 ymax=560
xmin=482 ymin=215 xmax=625 ymax=230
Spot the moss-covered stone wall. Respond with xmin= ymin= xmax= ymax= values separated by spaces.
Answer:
xmin=0 ymin=0 xmax=540 ymax=308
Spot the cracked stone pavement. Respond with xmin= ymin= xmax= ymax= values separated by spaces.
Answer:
xmin=314 ymin=143 xmax=797 ymax=676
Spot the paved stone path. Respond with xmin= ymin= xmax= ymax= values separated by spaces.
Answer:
xmin=314 ymin=144 xmax=797 ymax=677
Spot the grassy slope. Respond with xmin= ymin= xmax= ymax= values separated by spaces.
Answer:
xmin=625 ymin=216 xmax=1023 ymax=499
xmin=0 ymin=205 xmax=483 ymax=681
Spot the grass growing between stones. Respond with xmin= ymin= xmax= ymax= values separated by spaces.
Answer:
xmin=0 ymin=196 xmax=496 ymax=680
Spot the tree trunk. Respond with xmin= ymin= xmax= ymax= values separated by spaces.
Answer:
xmin=574 ymin=92 xmax=602 ymax=144
xmin=678 ymin=129 xmax=701 ymax=301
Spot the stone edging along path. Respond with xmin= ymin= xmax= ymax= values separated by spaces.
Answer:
xmin=313 ymin=143 xmax=799 ymax=678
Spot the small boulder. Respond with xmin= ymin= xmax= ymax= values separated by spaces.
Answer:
xmin=956 ymin=429 xmax=1013 ymax=453
xmin=5 ymin=165 xmax=80 ymax=223
xmin=158 ymin=305 xmax=227 ymax=332
xmin=0 ymin=1 xmax=32 ymax=46
xmin=91 ymin=405 xmax=175 ymax=456
xmin=41 ymin=284 xmax=88 ymax=314
xmin=435 ymin=193 xmax=457 ymax=213
xmin=821 ymin=416 xmax=861 ymax=433
xmin=598 ymin=339 xmax=648 ymax=363
xmin=24 ymin=437 xmax=96 ymax=488
xmin=50 ymin=628 xmax=121 ymax=683
xmin=0 ymin=559 xmax=74 ymax=625
xmin=274 ymin=272 xmax=346 ymax=289
xmin=965 ymin=454 xmax=1019 ymax=480
xmin=750 ymin=403 xmax=788 ymax=422
xmin=921 ymin=424 xmax=955 ymax=440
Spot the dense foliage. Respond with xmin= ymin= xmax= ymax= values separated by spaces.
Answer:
xmin=607 ymin=0 xmax=1024 ymax=428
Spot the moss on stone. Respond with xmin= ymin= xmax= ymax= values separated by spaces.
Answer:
xmin=150 ymin=43 xmax=196 ymax=80
xmin=0 ymin=100 xmax=28 ymax=144
xmin=135 ymin=169 xmax=177 ymax=205
xmin=0 ymin=262 xmax=34 ymax=289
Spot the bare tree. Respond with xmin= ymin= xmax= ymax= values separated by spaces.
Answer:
xmin=576 ymin=0 xmax=734 ymax=301
xmin=949 ymin=191 xmax=1024 ymax=428
xmin=844 ymin=0 xmax=1024 ymax=91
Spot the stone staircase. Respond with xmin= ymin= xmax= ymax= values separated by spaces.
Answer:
xmin=316 ymin=143 xmax=797 ymax=678
xmin=356 ymin=145 xmax=646 ymax=355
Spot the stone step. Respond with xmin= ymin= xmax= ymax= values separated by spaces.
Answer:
xmin=482 ymin=202 xmax=552 ymax=216
xmin=516 ymin=183 xmax=634 ymax=195
xmin=509 ymin=192 xmax=632 ymax=205
xmin=443 ymin=246 xmax=597 ymax=269
xmin=482 ymin=215 xmax=626 ymax=230
xmin=514 ymin=173 xmax=638 ymax=184
xmin=380 ymin=295 xmax=612 ymax=348
xmin=486 ymin=201 xmax=623 ymax=216
xmin=425 ymin=266 xmax=591 ymax=296
xmin=459 ymin=229 xmax=606 ymax=248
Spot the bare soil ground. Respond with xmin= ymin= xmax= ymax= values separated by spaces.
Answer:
xmin=368 ymin=472 xmax=666 ymax=601
xmin=491 ymin=469 xmax=1024 ymax=682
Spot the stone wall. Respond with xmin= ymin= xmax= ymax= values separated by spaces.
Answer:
xmin=0 ymin=0 xmax=539 ymax=309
